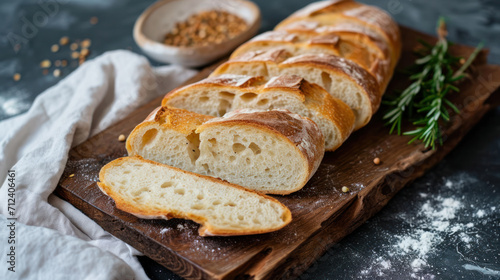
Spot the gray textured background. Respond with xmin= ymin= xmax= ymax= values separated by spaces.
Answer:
xmin=1 ymin=0 xmax=499 ymax=279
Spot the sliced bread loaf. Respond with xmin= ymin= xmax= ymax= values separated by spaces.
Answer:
xmin=97 ymin=156 xmax=292 ymax=236
xmin=162 ymin=74 xmax=354 ymax=151
xmin=126 ymin=107 xmax=324 ymax=194
xmin=211 ymin=49 xmax=380 ymax=129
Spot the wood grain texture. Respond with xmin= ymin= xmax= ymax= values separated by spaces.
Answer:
xmin=56 ymin=26 xmax=500 ymax=280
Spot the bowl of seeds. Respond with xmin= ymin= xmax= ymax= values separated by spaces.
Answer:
xmin=134 ymin=0 xmax=261 ymax=67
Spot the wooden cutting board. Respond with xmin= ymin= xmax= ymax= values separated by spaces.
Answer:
xmin=56 ymin=26 xmax=500 ymax=280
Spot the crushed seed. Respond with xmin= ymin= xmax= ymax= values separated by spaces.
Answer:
xmin=51 ymin=44 xmax=59 ymax=52
xmin=90 ymin=16 xmax=98 ymax=25
xmin=81 ymin=39 xmax=91 ymax=49
xmin=40 ymin=60 xmax=51 ymax=68
xmin=70 ymin=43 xmax=78 ymax=51
xmin=60 ymin=36 xmax=69 ymax=46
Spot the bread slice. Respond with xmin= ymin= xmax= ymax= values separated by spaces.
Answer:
xmin=211 ymin=49 xmax=380 ymax=129
xmin=274 ymin=20 xmax=393 ymax=90
xmin=162 ymin=74 xmax=354 ymax=151
xmin=275 ymin=0 xmax=401 ymax=62
xmin=97 ymin=156 xmax=292 ymax=236
xmin=230 ymin=30 xmax=340 ymax=59
xmin=126 ymin=107 xmax=324 ymax=194
xmin=229 ymin=29 xmax=390 ymax=90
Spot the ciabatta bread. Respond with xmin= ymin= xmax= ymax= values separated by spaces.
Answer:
xmin=97 ymin=156 xmax=292 ymax=236
xmin=162 ymin=74 xmax=354 ymax=151
xmin=211 ymin=49 xmax=380 ymax=129
xmin=126 ymin=107 xmax=324 ymax=194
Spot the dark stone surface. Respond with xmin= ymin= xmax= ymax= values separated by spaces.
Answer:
xmin=1 ymin=0 xmax=498 ymax=279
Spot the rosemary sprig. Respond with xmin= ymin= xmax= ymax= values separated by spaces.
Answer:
xmin=383 ymin=18 xmax=483 ymax=149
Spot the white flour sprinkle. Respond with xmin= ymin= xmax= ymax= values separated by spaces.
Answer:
xmin=355 ymin=174 xmax=495 ymax=279
xmin=475 ymin=209 xmax=486 ymax=218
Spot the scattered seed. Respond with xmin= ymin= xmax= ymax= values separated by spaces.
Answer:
xmin=53 ymin=69 xmax=61 ymax=77
xmin=80 ymin=48 xmax=90 ymax=57
xmin=81 ymin=39 xmax=91 ymax=49
xmin=373 ymin=157 xmax=381 ymax=165
xmin=118 ymin=134 xmax=126 ymax=142
xmin=61 ymin=59 xmax=68 ymax=67
xmin=51 ymin=44 xmax=59 ymax=52
xmin=40 ymin=59 xmax=51 ymax=68
xmin=69 ymin=174 xmax=75 ymax=178
xmin=54 ymin=60 xmax=61 ymax=67
xmin=79 ymin=58 xmax=85 ymax=65
xmin=342 ymin=186 xmax=350 ymax=193
xmin=70 ymin=43 xmax=78 ymax=51
xmin=42 ymin=69 xmax=49 ymax=75
xmin=13 ymin=73 xmax=21 ymax=81
xmin=460 ymin=58 xmax=466 ymax=64
xmin=60 ymin=36 xmax=69 ymax=45
xmin=90 ymin=16 xmax=98 ymax=25
xmin=71 ymin=52 xmax=80 ymax=59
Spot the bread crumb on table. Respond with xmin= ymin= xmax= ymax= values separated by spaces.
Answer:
xmin=373 ymin=157 xmax=381 ymax=165
xmin=118 ymin=134 xmax=126 ymax=142
xmin=40 ymin=60 xmax=51 ymax=68
xmin=51 ymin=44 xmax=59 ymax=52
xmin=342 ymin=186 xmax=350 ymax=193
xmin=59 ymin=36 xmax=69 ymax=46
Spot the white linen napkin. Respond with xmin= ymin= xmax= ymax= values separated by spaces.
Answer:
xmin=0 ymin=50 xmax=197 ymax=280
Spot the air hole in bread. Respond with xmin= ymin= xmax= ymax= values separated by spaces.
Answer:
xmin=202 ymin=164 xmax=210 ymax=173
xmin=232 ymin=143 xmax=246 ymax=153
xmin=321 ymin=71 xmax=332 ymax=92
xmin=229 ymin=156 xmax=236 ymax=161
xmin=259 ymin=199 xmax=266 ymax=204
xmin=248 ymin=142 xmax=261 ymax=155
xmin=123 ymin=170 xmax=131 ymax=174
xmin=132 ymin=187 xmax=149 ymax=197
xmin=253 ymin=218 xmax=261 ymax=225
xmin=240 ymin=92 xmax=258 ymax=102
xmin=161 ymin=182 xmax=173 ymax=188
xmin=219 ymin=91 xmax=235 ymax=100
xmin=191 ymin=204 xmax=204 ymax=210
xmin=212 ymin=200 xmax=221 ymax=206
xmin=238 ymin=215 xmax=244 ymax=221
xmin=246 ymin=158 xmax=251 ymax=164
xmin=186 ymin=132 xmax=201 ymax=164
xmin=199 ymin=96 xmax=209 ymax=102
xmin=141 ymin=129 xmax=158 ymax=147
xmin=264 ymin=168 xmax=270 ymax=172
xmin=256 ymin=98 xmax=269 ymax=106
xmin=217 ymin=99 xmax=231 ymax=117
xmin=197 ymin=194 xmax=204 ymax=200
xmin=174 ymin=188 xmax=185 ymax=195
xmin=208 ymin=138 xmax=217 ymax=146
xmin=224 ymin=202 xmax=236 ymax=207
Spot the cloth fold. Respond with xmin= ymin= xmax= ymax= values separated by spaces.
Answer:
xmin=0 ymin=50 xmax=197 ymax=279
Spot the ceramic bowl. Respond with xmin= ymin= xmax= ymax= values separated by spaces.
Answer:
xmin=133 ymin=0 xmax=261 ymax=67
